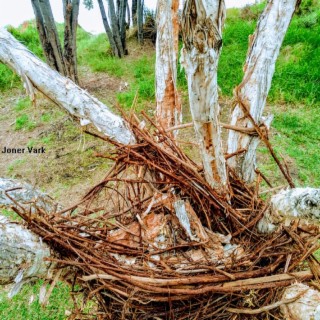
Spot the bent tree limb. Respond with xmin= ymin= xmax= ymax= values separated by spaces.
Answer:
xmin=0 ymin=178 xmax=56 ymax=292
xmin=181 ymin=0 xmax=227 ymax=192
xmin=0 ymin=27 xmax=135 ymax=145
xmin=227 ymin=0 xmax=299 ymax=183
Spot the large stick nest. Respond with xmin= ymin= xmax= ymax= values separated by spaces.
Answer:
xmin=13 ymin=113 xmax=320 ymax=319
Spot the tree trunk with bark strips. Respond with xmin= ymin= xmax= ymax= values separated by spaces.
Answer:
xmin=155 ymin=0 xmax=181 ymax=134
xmin=181 ymin=0 xmax=228 ymax=192
xmin=107 ymin=0 xmax=125 ymax=57
xmin=31 ymin=0 xmax=66 ymax=75
xmin=227 ymin=0 xmax=299 ymax=183
xmin=137 ymin=0 xmax=144 ymax=44
xmin=132 ymin=0 xmax=137 ymax=27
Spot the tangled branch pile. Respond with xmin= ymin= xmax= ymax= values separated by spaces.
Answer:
xmin=12 ymin=114 xmax=320 ymax=319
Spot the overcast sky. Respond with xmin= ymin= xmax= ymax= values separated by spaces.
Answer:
xmin=0 ymin=0 xmax=257 ymax=34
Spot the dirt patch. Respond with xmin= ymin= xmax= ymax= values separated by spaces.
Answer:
xmin=80 ymin=67 xmax=124 ymax=105
xmin=0 ymin=88 xmax=112 ymax=207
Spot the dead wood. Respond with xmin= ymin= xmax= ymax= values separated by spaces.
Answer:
xmin=7 ymin=114 xmax=319 ymax=319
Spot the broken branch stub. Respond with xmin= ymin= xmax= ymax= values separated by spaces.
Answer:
xmin=227 ymin=0 xmax=298 ymax=183
xmin=181 ymin=0 xmax=228 ymax=191
xmin=258 ymin=188 xmax=320 ymax=234
xmin=0 ymin=27 xmax=135 ymax=145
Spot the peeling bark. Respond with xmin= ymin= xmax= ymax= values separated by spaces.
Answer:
xmin=155 ymin=0 xmax=182 ymax=135
xmin=257 ymin=188 xmax=320 ymax=234
xmin=0 ymin=28 xmax=135 ymax=145
xmin=281 ymin=283 xmax=320 ymax=320
xmin=227 ymin=0 xmax=298 ymax=183
xmin=181 ymin=0 xmax=227 ymax=191
xmin=0 ymin=178 xmax=56 ymax=294
xmin=0 ymin=178 xmax=59 ymax=213
xmin=0 ymin=216 xmax=52 ymax=291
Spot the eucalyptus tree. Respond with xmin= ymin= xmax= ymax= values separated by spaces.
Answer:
xmin=31 ymin=0 xmax=80 ymax=83
xmin=1 ymin=0 xmax=320 ymax=318
xmin=87 ymin=0 xmax=128 ymax=57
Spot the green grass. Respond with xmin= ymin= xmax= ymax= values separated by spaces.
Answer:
xmin=257 ymin=103 xmax=320 ymax=187
xmin=13 ymin=98 xmax=36 ymax=130
xmin=0 ymin=280 xmax=72 ymax=320
xmin=15 ymin=114 xmax=36 ymax=130
xmin=7 ymin=159 xmax=26 ymax=174
xmin=0 ymin=3 xmax=319 ymax=319
xmin=117 ymin=55 xmax=155 ymax=110
xmin=14 ymin=97 xmax=31 ymax=112
xmin=0 ymin=66 xmax=19 ymax=92
xmin=40 ymin=112 xmax=53 ymax=123
xmin=1 ymin=209 xmax=20 ymax=221
xmin=77 ymin=33 xmax=118 ymax=73
xmin=272 ymin=105 xmax=320 ymax=186
xmin=218 ymin=1 xmax=320 ymax=105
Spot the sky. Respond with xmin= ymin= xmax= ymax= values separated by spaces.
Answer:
xmin=0 ymin=0 xmax=257 ymax=34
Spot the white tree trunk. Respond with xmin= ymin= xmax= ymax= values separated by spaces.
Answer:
xmin=180 ymin=0 xmax=228 ymax=191
xmin=0 ymin=216 xmax=52 ymax=295
xmin=0 ymin=179 xmax=55 ymax=295
xmin=0 ymin=27 xmax=135 ymax=145
xmin=155 ymin=0 xmax=182 ymax=134
xmin=257 ymin=188 xmax=320 ymax=234
xmin=227 ymin=0 xmax=298 ymax=183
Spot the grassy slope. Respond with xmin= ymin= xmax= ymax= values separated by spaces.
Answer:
xmin=217 ymin=2 xmax=320 ymax=186
xmin=0 ymin=2 xmax=319 ymax=318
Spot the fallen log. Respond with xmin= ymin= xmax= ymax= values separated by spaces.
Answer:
xmin=0 ymin=178 xmax=56 ymax=295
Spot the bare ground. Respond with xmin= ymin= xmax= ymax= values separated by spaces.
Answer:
xmin=0 ymin=70 xmax=125 ymax=207
xmin=0 ymin=58 xmax=297 ymax=208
